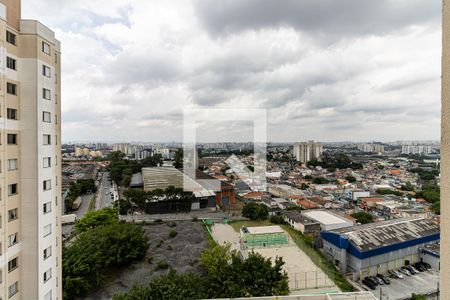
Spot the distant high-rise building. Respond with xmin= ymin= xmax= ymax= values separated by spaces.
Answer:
xmin=358 ymin=143 xmax=385 ymax=153
xmin=293 ymin=141 xmax=323 ymax=164
xmin=0 ymin=0 xmax=62 ymax=298
xmin=75 ymin=147 xmax=83 ymax=157
xmin=401 ymin=145 xmax=433 ymax=155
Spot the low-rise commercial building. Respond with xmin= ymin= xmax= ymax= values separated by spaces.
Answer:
xmin=321 ymin=218 xmax=440 ymax=279
xmin=303 ymin=210 xmax=354 ymax=231
xmin=283 ymin=211 xmax=321 ymax=235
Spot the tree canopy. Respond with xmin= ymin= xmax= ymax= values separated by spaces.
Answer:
xmin=113 ymin=244 xmax=289 ymax=300
xmin=308 ymin=153 xmax=363 ymax=172
xmin=74 ymin=207 xmax=119 ymax=234
xmin=242 ymin=202 xmax=269 ymax=220
xmin=351 ymin=211 xmax=374 ymax=224
xmin=63 ymin=223 xmax=149 ymax=299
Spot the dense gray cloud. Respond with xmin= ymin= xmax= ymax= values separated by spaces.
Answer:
xmin=22 ymin=0 xmax=441 ymax=142
xmin=193 ymin=0 xmax=441 ymax=38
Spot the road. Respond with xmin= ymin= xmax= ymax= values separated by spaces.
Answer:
xmin=62 ymin=194 xmax=94 ymax=238
xmin=98 ymin=172 xmax=116 ymax=209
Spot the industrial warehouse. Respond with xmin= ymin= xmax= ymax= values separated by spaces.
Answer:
xmin=321 ymin=217 xmax=440 ymax=280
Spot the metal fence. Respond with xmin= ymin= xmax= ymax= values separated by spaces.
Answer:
xmin=289 ymin=270 xmax=336 ymax=290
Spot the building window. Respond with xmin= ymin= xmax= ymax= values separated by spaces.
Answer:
xmin=7 ymin=57 xmax=16 ymax=70
xmin=43 ymin=157 xmax=51 ymax=168
xmin=8 ymin=208 xmax=18 ymax=221
xmin=6 ymin=31 xmax=16 ymax=45
xmin=8 ymin=159 xmax=18 ymax=171
xmin=7 ymin=108 xmax=18 ymax=120
xmin=43 ymin=202 xmax=52 ymax=214
xmin=8 ymin=233 xmax=18 ymax=247
xmin=7 ymin=134 xmax=17 ymax=145
xmin=43 ymin=88 xmax=51 ymax=100
xmin=43 ymin=268 xmax=52 ymax=283
xmin=8 ymin=183 xmax=17 ymax=196
xmin=43 ymin=134 xmax=51 ymax=145
xmin=8 ymin=281 xmax=18 ymax=298
xmin=42 ymin=65 xmax=51 ymax=77
xmin=43 ymin=111 xmax=51 ymax=123
xmin=43 ymin=246 xmax=52 ymax=260
xmin=43 ymin=180 xmax=52 ymax=191
xmin=42 ymin=41 xmax=51 ymax=55
xmin=55 ymin=115 xmax=58 ymax=125
xmin=7 ymin=82 xmax=17 ymax=95
xmin=8 ymin=257 xmax=18 ymax=272
xmin=43 ymin=224 xmax=52 ymax=237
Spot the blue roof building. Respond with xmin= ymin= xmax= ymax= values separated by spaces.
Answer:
xmin=321 ymin=217 xmax=440 ymax=280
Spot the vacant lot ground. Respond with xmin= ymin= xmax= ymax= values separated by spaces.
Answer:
xmin=84 ymin=220 xmax=208 ymax=300
xmin=211 ymin=222 xmax=337 ymax=292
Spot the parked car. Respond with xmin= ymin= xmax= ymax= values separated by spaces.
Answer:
xmin=377 ymin=274 xmax=390 ymax=284
xmin=414 ymin=262 xmax=427 ymax=272
xmin=372 ymin=276 xmax=384 ymax=285
xmin=388 ymin=269 xmax=403 ymax=279
xmin=399 ymin=267 xmax=411 ymax=276
xmin=362 ymin=277 xmax=378 ymax=290
xmin=405 ymin=265 xmax=419 ymax=274
xmin=421 ymin=262 xmax=432 ymax=270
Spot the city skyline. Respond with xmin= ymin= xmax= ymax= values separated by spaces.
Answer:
xmin=23 ymin=0 xmax=441 ymax=142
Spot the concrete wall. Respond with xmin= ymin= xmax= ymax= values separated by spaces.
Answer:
xmin=441 ymin=0 xmax=450 ymax=299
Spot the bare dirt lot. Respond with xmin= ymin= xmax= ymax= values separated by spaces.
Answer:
xmin=84 ymin=220 xmax=209 ymax=300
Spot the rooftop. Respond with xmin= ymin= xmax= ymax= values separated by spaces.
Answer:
xmin=332 ymin=217 xmax=439 ymax=252
xmin=283 ymin=211 xmax=319 ymax=225
xmin=243 ymin=225 xmax=285 ymax=235
xmin=303 ymin=210 xmax=352 ymax=225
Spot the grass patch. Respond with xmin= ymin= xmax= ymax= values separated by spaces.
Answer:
xmin=87 ymin=195 xmax=96 ymax=212
xmin=201 ymin=221 xmax=217 ymax=246
xmin=229 ymin=219 xmax=272 ymax=232
xmin=281 ymin=225 xmax=354 ymax=292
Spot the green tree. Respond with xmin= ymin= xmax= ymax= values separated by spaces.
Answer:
xmin=351 ymin=211 xmax=374 ymax=224
xmin=124 ymin=189 xmax=148 ymax=213
xmin=173 ymin=149 xmax=183 ymax=168
xmin=313 ymin=177 xmax=329 ymax=184
xmin=113 ymin=271 xmax=208 ymax=300
xmin=300 ymin=183 xmax=309 ymax=190
xmin=201 ymin=244 xmax=289 ymax=298
xmin=345 ymin=175 xmax=356 ymax=183
xmin=74 ymin=207 xmax=119 ymax=234
xmin=63 ymin=223 xmax=149 ymax=299
xmin=242 ymin=202 xmax=269 ymax=220
xmin=400 ymin=181 xmax=415 ymax=191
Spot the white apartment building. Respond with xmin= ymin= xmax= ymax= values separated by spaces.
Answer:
xmin=0 ymin=1 xmax=62 ymax=299
xmin=357 ymin=143 xmax=385 ymax=153
xmin=293 ymin=141 xmax=323 ymax=164
xmin=401 ymin=145 xmax=433 ymax=155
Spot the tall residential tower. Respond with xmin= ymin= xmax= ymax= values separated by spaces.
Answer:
xmin=0 ymin=0 xmax=62 ymax=299
xmin=293 ymin=141 xmax=323 ymax=165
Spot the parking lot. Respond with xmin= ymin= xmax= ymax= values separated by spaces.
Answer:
xmin=363 ymin=270 xmax=439 ymax=300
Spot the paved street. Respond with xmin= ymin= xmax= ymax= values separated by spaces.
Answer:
xmin=98 ymin=172 xmax=116 ymax=209
xmin=75 ymin=194 xmax=93 ymax=218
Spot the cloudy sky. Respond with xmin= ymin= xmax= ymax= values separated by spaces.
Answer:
xmin=23 ymin=0 xmax=441 ymax=143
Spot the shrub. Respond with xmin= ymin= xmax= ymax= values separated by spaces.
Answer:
xmin=63 ymin=223 xmax=149 ymax=299
xmin=155 ymin=260 xmax=169 ymax=271
xmin=169 ymin=230 xmax=178 ymax=238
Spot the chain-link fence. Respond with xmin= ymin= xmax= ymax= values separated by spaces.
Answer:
xmin=289 ymin=270 xmax=336 ymax=290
